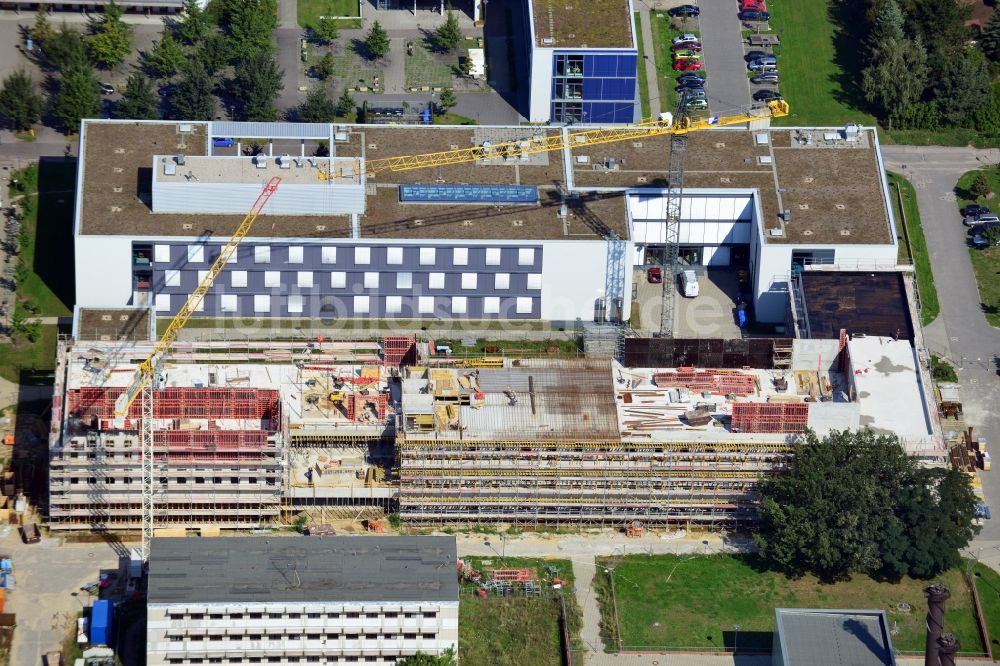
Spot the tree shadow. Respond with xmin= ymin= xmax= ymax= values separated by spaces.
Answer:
xmin=827 ymin=0 xmax=878 ymax=117
xmin=32 ymin=158 xmax=77 ymax=311
xmin=350 ymin=37 xmax=383 ymax=64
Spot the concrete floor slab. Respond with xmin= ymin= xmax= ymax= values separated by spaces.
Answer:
xmin=673 ymin=268 xmax=744 ymax=339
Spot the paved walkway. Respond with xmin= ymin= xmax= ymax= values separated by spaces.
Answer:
xmin=573 ymin=557 xmax=605 ymax=655
xmin=881 ymin=145 xmax=1000 ymax=543
xmin=637 ymin=9 xmax=661 ymax=119
xmin=276 ymin=0 xmax=303 ymax=112
xmin=384 ymin=38 xmax=407 ymax=93
xmin=278 ymin=0 xmax=297 ymax=28
xmin=696 ymin=0 xmax=752 ymax=114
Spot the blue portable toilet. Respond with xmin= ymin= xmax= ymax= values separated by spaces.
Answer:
xmin=90 ymin=599 xmax=113 ymax=645
xmin=737 ymin=306 xmax=748 ymax=329
xmin=422 ymin=107 xmax=431 ymax=124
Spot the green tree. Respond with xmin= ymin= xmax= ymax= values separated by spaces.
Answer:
xmin=0 ymin=70 xmax=45 ymax=131
xmin=365 ymin=21 xmax=390 ymax=61
xmin=982 ymin=224 xmax=1000 ymax=247
xmin=114 ymin=71 xmax=159 ymax=119
xmin=971 ymin=171 xmax=992 ymax=199
xmin=32 ymin=5 xmax=53 ymax=46
xmin=231 ymin=50 xmax=283 ymax=121
xmin=53 ymin=65 xmax=102 ymax=132
xmin=335 ymin=88 xmax=355 ymax=118
xmin=193 ymin=32 xmax=230 ymax=75
xmin=458 ymin=55 xmax=473 ymax=78
xmin=42 ymin=25 xmax=90 ymax=72
xmin=981 ymin=10 xmax=1000 ymax=61
xmin=934 ymin=52 xmax=992 ymax=126
xmin=298 ymin=85 xmax=336 ymax=122
xmin=436 ymin=87 xmax=456 ymax=114
xmin=315 ymin=51 xmax=336 ymax=80
xmin=176 ymin=0 xmax=210 ymax=44
xmin=435 ymin=8 xmax=463 ymax=53
xmin=861 ymin=37 xmax=927 ymax=125
xmin=890 ymin=100 xmax=940 ymax=131
xmin=898 ymin=0 xmax=970 ymax=69
xmin=397 ymin=650 xmax=457 ymax=666
xmin=170 ymin=60 xmax=215 ymax=120
xmin=144 ymin=31 xmax=187 ymax=79
xmin=87 ymin=0 xmax=132 ymax=69
xmin=313 ymin=18 xmax=340 ymax=45
xmin=218 ymin=0 xmax=278 ymax=60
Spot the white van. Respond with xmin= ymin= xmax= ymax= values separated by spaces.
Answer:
xmin=680 ymin=270 xmax=700 ymax=297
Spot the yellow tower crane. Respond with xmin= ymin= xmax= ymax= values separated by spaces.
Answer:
xmin=113 ymin=101 xmax=789 ymax=560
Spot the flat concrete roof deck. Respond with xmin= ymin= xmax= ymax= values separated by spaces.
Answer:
xmin=155 ymin=155 xmax=361 ymax=186
xmin=530 ymin=0 xmax=634 ymax=48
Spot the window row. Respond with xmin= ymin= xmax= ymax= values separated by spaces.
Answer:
xmin=168 ymin=633 xmax=437 ymax=642
xmin=155 ymin=294 xmax=538 ymax=315
xmin=155 ymin=245 xmax=538 ymax=268
xmin=168 ymin=612 xmax=436 ymax=621
xmin=165 ymin=656 xmax=426 ymax=665
xmin=162 ymin=270 xmax=544 ymax=291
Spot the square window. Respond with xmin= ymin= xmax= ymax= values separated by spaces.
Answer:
xmin=288 ymin=246 xmax=304 ymax=264
xmin=164 ymin=270 xmax=181 ymax=287
xmin=154 ymin=244 xmax=170 ymax=263
xmin=527 ymin=273 xmax=542 ymax=290
xmin=264 ymin=271 xmax=281 ymax=288
xmin=386 ymin=247 xmax=404 ymax=265
xmin=288 ymin=295 xmax=303 ymax=314
xmin=428 ymin=273 xmax=445 ymax=289
xmin=192 ymin=298 xmax=204 ymax=313
xmin=461 ymin=273 xmax=477 ymax=290
xmin=420 ymin=247 xmax=436 ymax=265
xmin=322 ymin=247 xmax=337 ymax=264
xmin=486 ymin=248 xmax=502 ymax=266
xmin=385 ymin=296 xmax=402 ymax=314
xmin=495 ymin=273 xmax=510 ymax=290
xmin=451 ymin=296 xmax=467 ymax=314
xmin=518 ymin=248 xmax=536 ymax=265
xmin=452 ymin=247 xmax=468 ymax=266
xmin=220 ymin=295 xmax=238 ymax=313
xmin=364 ymin=272 xmax=379 ymax=289
xmin=254 ymin=246 xmax=271 ymax=264
xmin=197 ymin=270 xmax=208 ymax=284
xmin=516 ymin=297 xmax=533 ymax=314
xmin=397 ymin=272 xmax=413 ymax=289
xmin=353 ymin=295 xmax=370 ymax=314
xmin=231 ymin=270 xmax=248 ymax=288
xmin=254 ymin=295 xmax=271 ymax=313
xmin=154 ymin=293 xmax=171 ymax=312
xmin=187 ymin=245 xmax=204 ymax=263
xmin=297 ymin=271 xmax=313 ymax=288
xmin=418 ymin=296 xmax=434 ymax=314
xmin=330 ymin=272 xmax=346 ymax=288
xmin=484 ymin=296 xmax=500 ymax=314
xmin=355 ymin=247 xmax=371 ymax=265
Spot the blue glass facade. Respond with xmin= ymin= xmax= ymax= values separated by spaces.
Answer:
xmin=551 ymin=51 xmax=638 ymax=124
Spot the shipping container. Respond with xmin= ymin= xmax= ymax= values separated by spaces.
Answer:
xmin=90 ymin=600 xmax=112 ymax=646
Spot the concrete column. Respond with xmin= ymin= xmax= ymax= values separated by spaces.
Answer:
xmin=925 ymin=583 xmax=950 ymax=666
xmin=937 ymin=633 xmax=960 ymax=666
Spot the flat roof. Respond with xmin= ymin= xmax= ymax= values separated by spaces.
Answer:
xmin=530 ymin=0 xmax=633 ymax=48
xmin=775 ymin=608 xmax=895 ymax=666
xmin=847 ymin=336 xmax=932 ymax=442
xmin=798 ymin=271 xmax=913 ymax=341
xmin=155 ymin=155 xmax=361 ymax=186
xmin=77 ymin=121 xmax=892 ymax=245
xmin=147 ymin=536 xmax=458 ymax=605
xmin=75 ymin=308 xmax=152 ymax=342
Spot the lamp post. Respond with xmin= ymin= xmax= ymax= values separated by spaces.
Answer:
xmin=733 ymin=623 xmax=741 ymax=655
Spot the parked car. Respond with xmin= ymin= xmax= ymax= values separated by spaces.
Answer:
xmin=970 ymin=220 xmax=1000 ymax=237
xmin=157 ymin=84 xmax=177 ymax=96
xmin=752 ymin=89 xmax=782 ymax=101
xmin=669 ymin=4 xmax=701 ymax=17
xmin=98 ymin=82 xmax=115 ymax=95
xmin=676 ymin=81 xmax=705 ymax=92
xmin=744 ymin=50 xmax=768 ymax=62
xmin=750 ymin=72 xmax=779 ymax=84
xmin=212 ymin=137 xmax=235 ymax=147
xmin=673 ymin=50 xmax=702 ymax=60
xmin=677 ymin=73 xmax=706 ymax=84
xmin=966 ymin=213 xmax=1000 ymax=227
xmin=963 ymin=204 xmax=990 ymax=218
xmin=672 ymin=32 xmax=700 ymax=43
xmin=671 ymin=41 xmax=703 ymax=51
xmin=647 ymin=266 xmax=663 ymax=283
xmin=674 ymin=59 xmax=704 ymax=71
xmin=747 ymin=57 xmax=777 ymax=71
xmin=738 ymin=9 xmax=771 ymax=20
xmin=972 ymin=233 xmax=999 ymax=248
xmin=680 ymin=270 xmax=700 ymax=297
xmin=741 ymin=0 xmax=766 ymax=10
xmin=684 ymin=98 xmax=709 ymax=110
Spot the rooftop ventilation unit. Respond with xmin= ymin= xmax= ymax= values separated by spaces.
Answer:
xmin=254 ymin=154 xmax=268 ymax=169
xmin=174 ymin=154 xmax=185 ymax=165
xmin=162 ymin=159 xmax=176 ymax=176
xmin=780 ymin=209 xmax=791 ymax=221
xmin=542 ymin=37 xmax=555 ymax=45
xmin=178 ymin=123 xmax=193 ymax=133
xmin=277 ymin=154 xmax=291 ymax=169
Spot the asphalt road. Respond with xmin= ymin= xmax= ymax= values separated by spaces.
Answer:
xmin=696 ymin=0 xmax=753 ymax=114
xmin=881 ymin=145 xmax=1000 ymax=543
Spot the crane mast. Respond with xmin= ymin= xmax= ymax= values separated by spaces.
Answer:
xmin=111 ymin=101 xmax=789 ymax=561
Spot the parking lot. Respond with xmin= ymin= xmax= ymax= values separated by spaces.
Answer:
xmin=673 ymin=267 xmax=745 ymax=338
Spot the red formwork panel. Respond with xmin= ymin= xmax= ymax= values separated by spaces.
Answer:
xmin=67 ymin=388 xmax=280 ymax=422
xmin=383 ymin=336 xmax=417 ymax=367
xmin=346 ymin=393 xmax=389 ymax=423
xmin=654 ymin=370 xmax=757 ymax=396
xmin=731 ymin=402 xmax=809 ymax=433
xmin=153 ymin=430 xmax=269 ymax=450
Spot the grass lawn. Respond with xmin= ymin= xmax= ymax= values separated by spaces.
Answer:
xmin=634 ymin=13 xmax=651 ymax=119
xmin=973 ymin=563 xmax=1000 ymax=653
xmin=433 ymin=112 xmax=477 ymax=125
xmin=649 ymin=13 xmax=694 ymax=116
xmin=955 ymin=168 xmax=1000 ymax=327
xmin=459 ymin=556 xmax=580 ymax=666
xmin=405 ymin=38 xmax=457 ymax=90
xmin=0 ymin=324 xmax=58 ymax=383
xmin=8 ymin=161 xmax=76 ymax=318
xmin=887 ymin=172 xmax=939 ymax=326
xmin=297 ymin=0 xmax=360 ymax=27
xmin=767 ymin=0 xmax=876 ymax=127
xmin=595 ymin=554 xmax=985 ymax=655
